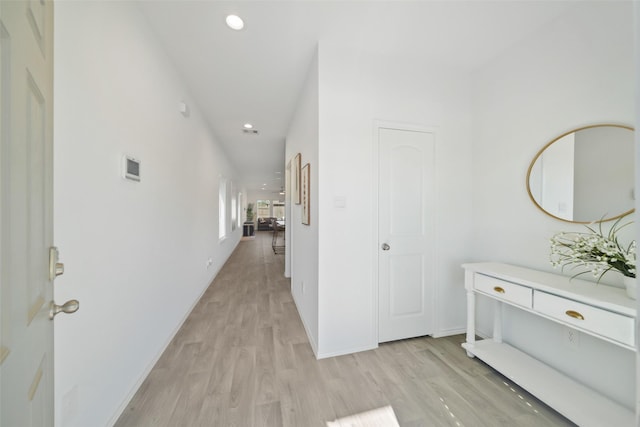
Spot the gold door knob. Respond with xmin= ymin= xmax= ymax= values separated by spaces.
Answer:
xmin=49 ymin=300 xmax=79 ymax=320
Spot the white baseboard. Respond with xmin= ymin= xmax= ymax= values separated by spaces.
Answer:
xmin=291 ymin=290 xmax=318 ymax=357
xmin=106 ymin=240 xmax=238 ymax=426
xmin=432 ymin=326 xmax=490 ymax=340
xmin=432 ymin=326 xmax=466 ymax=338
xmin=316 ymin=343 xmax=378 ymax=360
xmin=290 ymin=289 xmax=377 ymax=360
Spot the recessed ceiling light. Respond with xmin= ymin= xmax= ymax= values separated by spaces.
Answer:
xmin=226 ymin=15 xmax=244 ymax=30
xmin=243 ymin=123 xmax=253 ymax=129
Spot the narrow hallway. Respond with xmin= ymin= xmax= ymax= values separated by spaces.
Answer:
xmin=115 ymin=232 xmax=573 ymax=427
xmin=115 ymin=231 xmax=303 ymax=426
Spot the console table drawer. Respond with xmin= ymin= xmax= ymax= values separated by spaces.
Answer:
xmin=475 ymin=274 xmax=533 ymax=308
xmin=534 ymin=291 xmax=634 ymax=346
xmin=464 ymin=262 xmax=636 ymax=427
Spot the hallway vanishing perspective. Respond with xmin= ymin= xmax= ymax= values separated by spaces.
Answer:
xmin=115 ymin=232 xmax=574 ymax=427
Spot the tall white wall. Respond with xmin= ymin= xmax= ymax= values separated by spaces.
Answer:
xmin=286 ymin=51 xmax=320 ymax=353
xmin=313 ymin=44 xmax=474 ymax=358
xmin=53 ymin=3 xmax=240 ymax=426
xmin=635 ymin=2 xmax=640 ymax=421
xmin=472 ymin=1 xmax=635 ymax=409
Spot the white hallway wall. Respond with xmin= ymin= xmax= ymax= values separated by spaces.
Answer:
xmin=286 ymin=51 xmax=320 ymax=354
xmin=635 ymin=2 xmax=640 ymax=420
xmin=287 ymin=43 xmax=475 ymax=358
xmin=471 ymin=1 xmax=635 ymax=409
xmin=53 ymin=3 xmax=241 ymax=426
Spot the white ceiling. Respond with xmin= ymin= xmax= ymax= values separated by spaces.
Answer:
xmin=137 ymin=0 xmax=574 ymax=195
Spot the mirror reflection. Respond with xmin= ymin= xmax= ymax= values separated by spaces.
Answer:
xmin=527 ymin=124 xmax=634 ymax=223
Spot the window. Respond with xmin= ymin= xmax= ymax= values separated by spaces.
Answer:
xmin=237 ymin=192 xmax=243 ymax=228
xmin=256 ymin=199 xmax=284 ymax=219
xmin=231 ymin=186 xmax=237 ymax=231
xmin=256 ymin=200 xmax=271 ymax=218
xmin=219 ymin=179 xmax=227 ymax=239
xmin=273 ymin=201 xmax=285 ymax=220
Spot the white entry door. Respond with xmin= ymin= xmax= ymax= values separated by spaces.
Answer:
xmin=1 ymin=1 xmax=63 ymax=425
xmin=378 ymin=126 xmax=435 ymax=343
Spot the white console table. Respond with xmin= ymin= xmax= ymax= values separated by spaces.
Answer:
xmin=462 ymin=262 xmax=636 ymax=427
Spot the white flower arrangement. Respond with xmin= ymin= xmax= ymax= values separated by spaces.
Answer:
xmin=550 ymin=214 xmax=636 ymax=282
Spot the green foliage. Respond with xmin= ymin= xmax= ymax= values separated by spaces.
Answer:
xmin=246 ymin=203 xmax=254 ymax=221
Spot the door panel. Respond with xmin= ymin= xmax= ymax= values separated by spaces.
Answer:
xmin=389 ymin=145 xmax=423 ymax=235
xmin=390 ymin=254 xmax=423 ymax=315
xmin=27 ymin=71 xmax=47 ymax=325
xmin=378 ymin=127 xmax=435 ymax=343
xmin=1 ymin=1 xmax=54 ymax=425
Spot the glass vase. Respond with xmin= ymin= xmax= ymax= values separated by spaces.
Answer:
xmin=623 ymin=276 xmax=636 ymax=300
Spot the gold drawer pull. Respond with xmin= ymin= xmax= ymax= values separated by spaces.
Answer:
xmin=565 ymin=310 xmax=584 ymax=320
xmin=493 ymin=286 xmax=505 ymax=294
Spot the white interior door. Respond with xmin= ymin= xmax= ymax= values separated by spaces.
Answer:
xmin=378 ymin=126 xmax=435 ymax=343
xmin=1 ymin=1 xmax=57 ymax=425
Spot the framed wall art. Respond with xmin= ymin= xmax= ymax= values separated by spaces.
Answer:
xmin=301 ymin=163 xmax=310 ymax=225
xmin=292 ymin=153 xmax=301 ymax=205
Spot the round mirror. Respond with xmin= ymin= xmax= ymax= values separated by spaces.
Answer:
xmin=526 ymin=124 xmax=634 ymax=223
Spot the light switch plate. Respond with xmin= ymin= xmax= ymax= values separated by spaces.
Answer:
xmin=334 ymin=196 xmax=346 ymax=208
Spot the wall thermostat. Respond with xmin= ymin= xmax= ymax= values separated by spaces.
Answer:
xmin=123 ymin=156 xmax=141 ymax=181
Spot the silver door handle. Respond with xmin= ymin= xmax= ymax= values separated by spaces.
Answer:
xmin=381 ymin=243 xmax=390 ymax=251
xmin=49 ymin=247 xmax=64 ymax=280
xmin=49 ymin=300 xmax=79 ymax=319
xmin=54 ymin=262 xmax=64 ymax=277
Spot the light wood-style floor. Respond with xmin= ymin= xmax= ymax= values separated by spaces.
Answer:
xmin=115 ymin=232 xmax=575 ymax=427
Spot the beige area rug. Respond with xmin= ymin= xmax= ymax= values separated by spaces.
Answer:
xmin=240 ymin=236 xmax=255 ymax=241
xmin=327 ymin=406 xmax=400 ymax=427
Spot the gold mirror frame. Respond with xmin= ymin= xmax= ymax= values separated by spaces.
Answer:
xmin=526 ymin=124 xmax=635 ymax=224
